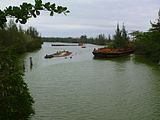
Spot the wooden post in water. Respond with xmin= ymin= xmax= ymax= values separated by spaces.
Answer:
xmin=23 ymin=61 xmax=25 ymax=72
xmin=29 ymin=57 xmax=33 ymax=69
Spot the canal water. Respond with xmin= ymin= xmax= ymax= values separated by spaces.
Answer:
xmin=24 ymin=42 xmax=160 ymax=120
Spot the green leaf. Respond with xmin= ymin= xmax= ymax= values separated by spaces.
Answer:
xmin=35 ymin=0 xmax=42 ymax=5
xmin=63 ymin=7 xmax=67 ymax=11
xmin=66 ymin=10 xmax=70 ymax=13
xmin=30 ymin=10 xmax=36 ymax=18
xmin=35 ymin=0 xmax=43 ymax=10
xmin=50 ymin=11 xmax=54 ymax=16
xmin=32 ymin=13 xmax=36 ymax=18
xmin=50 ymin=3 xmax=55 ymax=10
xmin=15 ymin=19 xmax=19 ymax=23
xmin=20 ymin=19 xmax=27 ymax=24
xmin=44 ymin=2 xmax=51 ymax=10
xmin=36 ymin=10 xmax=40 ymax=15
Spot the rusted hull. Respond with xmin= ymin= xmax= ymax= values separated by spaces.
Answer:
xmin=92 ymin=50 xmax=134 ymax=59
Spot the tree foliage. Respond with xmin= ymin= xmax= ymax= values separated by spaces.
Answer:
xmin=150 ymin=10 xmax=160 ymax=32
xmin=0 ymin=1 xmax=69 ymax=119
xmin=131 ymin=10 xmax=160 ymax=62
xmin=0 ymin=20 xmax=43 ymax=119
xmin=0 ymin=0 xmax=69 ymax=28
xmin=0 ymin=50 xmax=34 ymax=120
xmin=0 ymin=20 xmax=42 ymax=53
xmin=109 ymin=24 xmax=129 ymax=48
xmin=95 ymin=34 xmax=107 ymax=45
xmin=80 ymin=35 xmax=87 ymax=43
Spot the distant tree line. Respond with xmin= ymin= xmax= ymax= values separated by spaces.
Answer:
xmin=42 ymin=33 xmax=112 ymax=45
xmin=42 ymin=24 xmax=130 ymax=48
xmin=42 ymin=37 xmax=78 ymax=43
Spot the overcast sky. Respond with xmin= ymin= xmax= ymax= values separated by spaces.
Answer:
xmin=1 ymin=0 xmax=160 ymax=37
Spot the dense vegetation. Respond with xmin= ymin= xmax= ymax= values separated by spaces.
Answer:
xmin=0 ymin=20 xmax=42 ymax=119
xmin=0 ymin=20 xmax=42 ymax=54
xmin=131 ymin=10 xmax=160 ymax=63
xmin=42 ymin=24 xmax=130 ymax=48
xmin=107 ymin=24 xmax=130 ymax=48
xmin=0 ymin=0 xmax=69 ymax=119
xmin=0 ymin=51 xmax=34 ymax=120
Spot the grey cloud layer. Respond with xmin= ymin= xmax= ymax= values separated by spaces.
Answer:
xmin=1 ymin=0 xmax=160 ymax=37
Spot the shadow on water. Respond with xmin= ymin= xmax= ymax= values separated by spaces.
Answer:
xmin=132 ymin=55 xmax=160 ymax=119
xmin=133 ymin=55 xmax=160 ymax=69
xmin=93 ymin=54 xmax=132 ymax=63
xmin=0 ymin=51 xmax=34 ymax=120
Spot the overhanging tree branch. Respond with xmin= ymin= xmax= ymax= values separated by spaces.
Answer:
xmin=0 ymin=0 xmax=69 ymax=28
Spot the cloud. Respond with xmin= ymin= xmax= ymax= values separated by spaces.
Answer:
xmin=0 ymin=0 xmax=160 ymax=37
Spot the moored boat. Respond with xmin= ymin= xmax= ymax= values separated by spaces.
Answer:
xmin=45 ymin=50 xmax=72 ymax=59
xmin=92 ymin=48 xmax=134 ymax=58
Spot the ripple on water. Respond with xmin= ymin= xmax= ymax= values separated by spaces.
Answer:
xmin=25 ymin=43 xmax=160 ymax=120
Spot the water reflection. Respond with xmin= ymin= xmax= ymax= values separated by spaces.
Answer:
xmin=0 ymin=51 xmax=34 ymax=120
xmin=93 ymin=55 xmax=131 ymax=62
xmin=24 ymin=43 xmax=160 ymax=120
xmin=132 ymin=55 xmax=158 ymax=66
xmin=93 ymin=55 xmax=133 ymax=71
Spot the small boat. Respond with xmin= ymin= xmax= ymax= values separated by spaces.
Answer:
xmin=81 ymin=45 xmax=86 ymax=48
xmin=92 ymin=48 xmax=134 ymax=58
xmin=45 ymin=50 xmax=72 ymax=59
xmin=78 ymin=42 xmax=86 ymax=48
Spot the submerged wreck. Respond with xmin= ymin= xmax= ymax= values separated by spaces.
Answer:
xmin=45 ymin=50 xmax=72 ymax=59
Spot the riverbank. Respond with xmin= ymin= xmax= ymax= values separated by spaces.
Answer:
xmin=0 ymin=21 xmax=43 ymax=120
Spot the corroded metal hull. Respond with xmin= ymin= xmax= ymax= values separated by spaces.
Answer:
xmin=92 ymin=49 xmax=134 ymax=59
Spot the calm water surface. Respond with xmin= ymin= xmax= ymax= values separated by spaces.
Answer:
xmin=24 ymin=42 xmax=160 ymax=120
